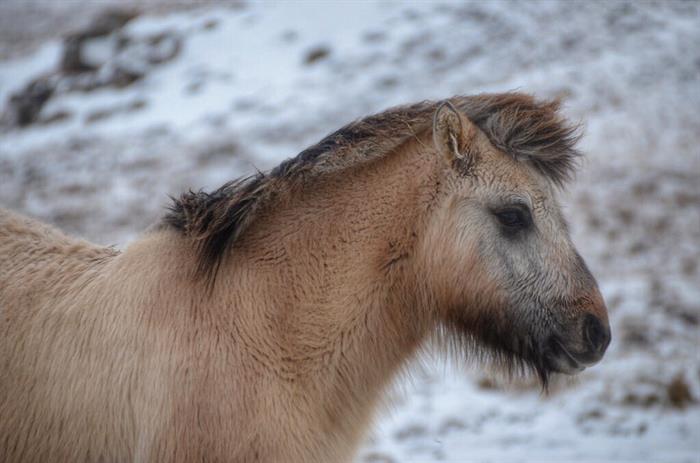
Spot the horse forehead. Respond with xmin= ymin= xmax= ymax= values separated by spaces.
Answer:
xmin=473 ymin=154 xmax=549 ymax=199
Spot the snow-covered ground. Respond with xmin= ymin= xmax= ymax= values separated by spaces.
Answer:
xmin=1 ymin=1 xmax=698 ymax=461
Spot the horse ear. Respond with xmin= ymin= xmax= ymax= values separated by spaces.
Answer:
xmin=433 ymin=101 xmax=476 ymax=164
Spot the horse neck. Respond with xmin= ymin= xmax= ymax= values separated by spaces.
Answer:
xmin=216 ymin=137 xmax=444 ymax=440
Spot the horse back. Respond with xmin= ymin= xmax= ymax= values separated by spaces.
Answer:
xmin=0 ymin=208 xmax=117 ymax=298
xmin=0 ymin=208 xmax=136 ymax=462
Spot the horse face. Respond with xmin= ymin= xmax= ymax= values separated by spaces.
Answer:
xmin=427 ymin=103 xmax=610 ymax=383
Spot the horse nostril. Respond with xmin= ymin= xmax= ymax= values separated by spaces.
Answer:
xmin=583 ymin=314 xmax=611 ymax=354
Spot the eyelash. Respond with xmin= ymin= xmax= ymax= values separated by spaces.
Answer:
xmin=494 ymin=206 xmax=531 ymax=230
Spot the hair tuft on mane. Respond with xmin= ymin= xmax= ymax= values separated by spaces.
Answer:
xmin=455 ymin=93 xmax=582 ymax=186
xmin=163 ymin=173 xmax=269 ymax=278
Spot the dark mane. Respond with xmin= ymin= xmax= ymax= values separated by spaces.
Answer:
xmin=163 ymin=92 xmax=581 ymax=277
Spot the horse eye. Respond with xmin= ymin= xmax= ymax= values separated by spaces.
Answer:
xmin=495 ymin=207 xmax=530 ymax=230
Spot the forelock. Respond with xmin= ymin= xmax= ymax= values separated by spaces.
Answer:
xmin=457 ymin=93 xmax=582 ymax=186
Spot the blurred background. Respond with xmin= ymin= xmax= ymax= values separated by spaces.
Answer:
xmin=1 ymin=1 xmax=698 ymax=461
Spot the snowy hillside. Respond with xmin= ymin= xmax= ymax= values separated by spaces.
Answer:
xmin=1 ymin=1 xmax=698 ymax=461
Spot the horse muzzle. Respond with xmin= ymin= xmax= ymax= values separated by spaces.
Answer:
xmin=544 ymin=313 xmax=611 ymax=375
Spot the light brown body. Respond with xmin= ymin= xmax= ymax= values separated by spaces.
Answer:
xmin=0 ymin=94 xmax=610 ymax=462
xmin=0 ymin=141 xmax=447 ymax=462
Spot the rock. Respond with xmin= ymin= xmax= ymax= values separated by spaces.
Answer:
xmin=667 ymin=374 xmax=694 ymax=409
xmin=304 ymin=46 xmax=331 ymax=65
xmin=61 ymin=36 xmax=94 ymax=73
xmin=393 ymin=423 xmax=427 ymax=441
xmin=203 ymin=19 xmax=219 ymax=31
xmin=146 ymin=32 xmax=181 ymax=65
xmin=3 ymin=6 xmax=184 ymax=129
xmin=85 ymin=108 xmax=116 ymax=124
xmin=57 ymin=26 xmax=182 ymax=93
xmin=8 ymin=77 xmax=55 ymax=126
xmin=39 ymin=109 xmax=72 ymax=126
xmin=61 ymin=8 xmax=138 ymax=74
xmin=476 ymin=375 xmax=499 ymax=390
xmin=109 ymin=65 xmax=144 ymax=88
xmin=84 ymin=98 xmax=147 ymax=124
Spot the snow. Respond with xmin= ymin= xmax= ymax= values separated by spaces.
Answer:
xmin=367 ymin=369 xmax=696 ymax=463
xmin=1 ymin=1 xmax=699 ymax=461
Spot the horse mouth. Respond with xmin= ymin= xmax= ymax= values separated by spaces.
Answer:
xmin=544 ymin=338 xmax=587 ymax=375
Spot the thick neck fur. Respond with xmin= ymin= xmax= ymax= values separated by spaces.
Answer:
xmin=0 ymin=134 xmax=450 ymax=463
xmin=133 ymin=134 xmax=448 ymax=461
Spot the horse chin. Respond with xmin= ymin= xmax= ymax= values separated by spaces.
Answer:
xmin=544 ymin=354 xmax=586 ymax=375
xmin=448 ymin=315 xmax=579 ymax=387
xmin=482 ymin=334 xmax=585 ymax=387
xmin=542 ymin=337 xmax=587 ymax=376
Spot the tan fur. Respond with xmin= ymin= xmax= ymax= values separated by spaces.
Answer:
xmin=0 ymin=94 xmax=608 ymax=462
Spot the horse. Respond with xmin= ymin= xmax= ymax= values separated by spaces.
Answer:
xmin=0 ymin=93 xmax=611 ymax=463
